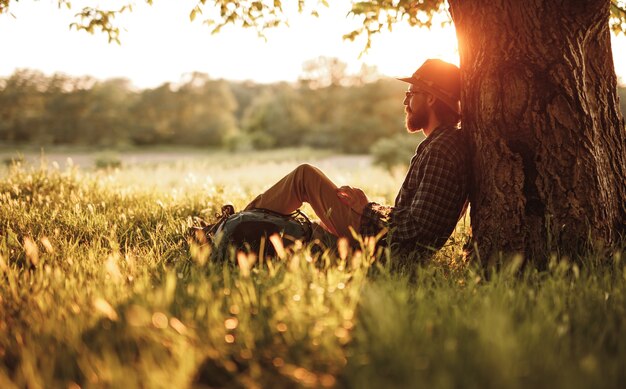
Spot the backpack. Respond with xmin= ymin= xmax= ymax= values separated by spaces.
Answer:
xmin=190 ymin=204 xmax=313 ymax=261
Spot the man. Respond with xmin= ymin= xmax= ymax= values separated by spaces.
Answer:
xmin=245 ymin=59 xmax=470 ymax=258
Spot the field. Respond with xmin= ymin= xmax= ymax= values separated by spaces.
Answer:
xmin=1 ymin=149 xmax=625 ymax=389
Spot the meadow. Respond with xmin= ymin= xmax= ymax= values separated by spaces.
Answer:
xmin=0 ymin=149 xmax=625 ymax=389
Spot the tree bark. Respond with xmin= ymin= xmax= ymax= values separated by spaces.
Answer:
xmin=449 ymin=0 xmax=626 ymax=263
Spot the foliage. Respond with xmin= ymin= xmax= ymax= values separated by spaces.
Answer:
xmin=0 ymin=154 xmax=625 ymax=388
xmin=241 ymin=83 xmax=311 ymax=149
xmin=1 ymin=1 xmax=624 ymax=50
xmin=0 ymin=61 xmax=409 ymax=154
xmin=0 ymin=71 xmax=238 ymax=148
xmin=330 ymin=79 xmax=406 ymax=154
xmin=370 ymin=132 xmax=423 ymax=171
xmin=344 ymin=0 xmax=448 ymax=51
xmin=611 ymin=0 xmax=626 ymax=35
xmin=69 ymin=3 xmax=134 ymax=44
xmin=169 ymin=73 xmax=239 ymax=147
xmin=94 ymin=151 xmax=123 ymax=169
xmin=299 ymin=57 xmax=379 ymax=89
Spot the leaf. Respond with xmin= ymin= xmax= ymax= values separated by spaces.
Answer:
xmin=190 ymin=6 xmax=201 ymax=22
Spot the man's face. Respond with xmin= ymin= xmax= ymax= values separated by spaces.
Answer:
xmin=403 ymin=86 xmax=428 ymax=133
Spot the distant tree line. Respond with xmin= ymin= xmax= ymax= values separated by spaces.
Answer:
xmin=0 ymin=57 xmax=420 ymax=156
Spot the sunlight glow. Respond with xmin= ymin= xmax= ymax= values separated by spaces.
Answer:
xmin=0 ymin=1 xmax=624 ymax=87
xmin=0 ymin=0 xmax=460 ymax=87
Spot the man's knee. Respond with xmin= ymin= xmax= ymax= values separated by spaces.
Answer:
xmin=294 ymin=163 xmax=321 ymax=179
xmin=292 ymin=164 xmax=327 ymax=199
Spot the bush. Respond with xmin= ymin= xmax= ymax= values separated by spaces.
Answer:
xmin=370 ymin=133 xmax=423 ymax=171
xmin=94 ymin=151 xmax=122 ymax=169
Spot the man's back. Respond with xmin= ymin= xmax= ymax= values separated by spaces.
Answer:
xmin=392 ymin=125 xmax=470 ymax=252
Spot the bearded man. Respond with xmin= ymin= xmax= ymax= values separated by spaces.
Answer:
xmin=244 ymin=59 xmax=470 ymax=258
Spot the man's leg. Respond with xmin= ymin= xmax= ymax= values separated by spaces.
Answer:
xmin=245 ymin=164 xmax=361 ymax=238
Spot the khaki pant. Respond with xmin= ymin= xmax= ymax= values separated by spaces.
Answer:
xmin=245 ymin=164 xmax=362 ymax=239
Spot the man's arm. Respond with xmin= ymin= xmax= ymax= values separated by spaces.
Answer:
xmin=391 ymin=152 xmax=464 ymax=246
xmin=336 ymin=186 xmax=391 ymax=237
xmin=336 ymin=185 xmax=369 ymax=214
xmin=359 ymin=202 xmax=392 ymax=237
xmin=337 ymin=150 xmax=465 ymax=244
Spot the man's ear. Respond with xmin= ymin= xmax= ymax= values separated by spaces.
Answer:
xmin=426 ymin=93 xmax=437 ymax=107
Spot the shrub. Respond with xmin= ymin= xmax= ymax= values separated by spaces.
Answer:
xmin=370 ymin=133 xmax=422 ymax=171
xmin=94 ymin=151 xmax=122 ymax=169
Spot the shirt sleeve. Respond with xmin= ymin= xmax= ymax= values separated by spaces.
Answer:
xmin=359 ymin=202 xmax=392 ymax=237
xmin=390 ymin=152 xmax=464 ymax=247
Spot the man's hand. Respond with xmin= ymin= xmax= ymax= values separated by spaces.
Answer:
xmin=336 ymin=185 xmax=369 ymax=215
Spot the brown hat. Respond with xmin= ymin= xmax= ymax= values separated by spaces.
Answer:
xmin=398 ymin=59 xmax=461 ymax=114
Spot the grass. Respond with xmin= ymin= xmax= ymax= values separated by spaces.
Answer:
xmin=0 ymin=151 xmax=625 ymax=389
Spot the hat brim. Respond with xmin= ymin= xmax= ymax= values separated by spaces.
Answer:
xmin=397 ymin=76 xmax=414 ymax=84
xmin=397 ymin=76 xmax=460 ymax=115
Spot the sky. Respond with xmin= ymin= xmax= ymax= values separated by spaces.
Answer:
xmin=1 ymin=0 xmax=625 ymax=89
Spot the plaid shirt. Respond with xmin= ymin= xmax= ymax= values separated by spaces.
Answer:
xmin=360 ymin=125 xmax=470 ymax=255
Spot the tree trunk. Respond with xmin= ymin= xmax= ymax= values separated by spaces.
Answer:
xmin=449 ymin=0 xmax=626 ymax=263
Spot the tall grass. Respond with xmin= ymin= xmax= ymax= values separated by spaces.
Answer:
xmin=0 ymin=154 xmax=624 ymax=388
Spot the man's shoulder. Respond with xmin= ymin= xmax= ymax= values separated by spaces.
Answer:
xmin=424 ymin=125 xmax=470 ymax=161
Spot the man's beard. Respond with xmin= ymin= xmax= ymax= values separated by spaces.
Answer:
xmin=405 ymin=106 xmax=428 ymax=133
